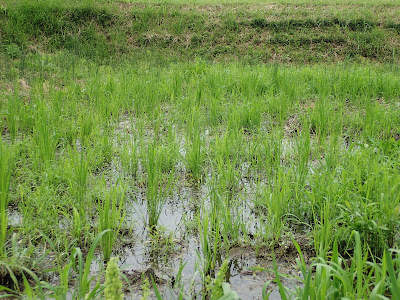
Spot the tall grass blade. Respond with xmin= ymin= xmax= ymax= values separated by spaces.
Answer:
xmin=385 ymin=249 xmax=400 ymax=299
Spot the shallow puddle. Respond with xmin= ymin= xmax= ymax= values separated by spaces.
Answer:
xmin=89 ymin=116 xmax=310 ymax=298
xmin=105 ymin=182 xmax=306 ymax=299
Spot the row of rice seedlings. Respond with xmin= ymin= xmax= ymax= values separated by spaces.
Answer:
xmin=4 ymin=60 xmax=400 ymax=150
xmin=32 ymin=98 xmax=57 ymax=166
xmin=0 ymin=62 xmax=133 ymax=296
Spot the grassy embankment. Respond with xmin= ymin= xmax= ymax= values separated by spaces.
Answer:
xmin=2 ymin=0 xmax=400 ymax=63
xmin=1 ymin=0 xmax=400 ymax=299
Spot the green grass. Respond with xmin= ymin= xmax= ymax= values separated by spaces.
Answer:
xmin=264 ymin=233 xmax=400 ymax=299
xmin=2 ymin=0 xmax=400 ymax=63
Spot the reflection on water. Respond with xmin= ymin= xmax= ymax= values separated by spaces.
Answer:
xmin=112 ymin=184 xmax=302 ymax=299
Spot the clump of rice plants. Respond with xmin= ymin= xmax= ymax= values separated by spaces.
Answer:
xmin=145 ymin=141 xmax=176 ymax=230
xmin=98 ymin=184 xmax=126 ymax=261
xmin=0 ymin=141 xmax=12 ymax=258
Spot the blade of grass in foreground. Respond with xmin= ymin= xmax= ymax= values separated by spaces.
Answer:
xmin=351 ymin=230 xmax=364 ymax=298
xmin=385 ymin=248 xmax=400 ymax=299
xmin=151 ymin=277 xmax=163 ymax=300
xmin=293 ymin=239 xmax=311 ymax=300
xmin=272 ymin=253 xmax=288 ymax=300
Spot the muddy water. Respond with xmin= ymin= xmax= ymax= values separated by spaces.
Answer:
xmin=8 ymin=210 xmax=23 ymax=227
xmin=94 ymin=116 xmax=308 ymax=299
xmin=112 ymin=184 xmax=303 ymax=300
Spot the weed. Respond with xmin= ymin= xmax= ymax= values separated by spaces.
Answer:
xmin=104 ymin=257 xmax=123 ymax=300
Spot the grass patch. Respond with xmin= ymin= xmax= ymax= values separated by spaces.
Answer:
xmin=1 ymin=1 xmax=400 ymax=63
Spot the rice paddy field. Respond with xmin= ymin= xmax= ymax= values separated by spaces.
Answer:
xmin=1 ymin=0 xmax=400 ymax=299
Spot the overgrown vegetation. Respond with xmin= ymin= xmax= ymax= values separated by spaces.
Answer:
xmin=2 ymin=0 xmax=400 ymax=63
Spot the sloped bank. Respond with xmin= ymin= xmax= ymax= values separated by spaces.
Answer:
xmin=1 ymin=1 xmax=400 ymax=63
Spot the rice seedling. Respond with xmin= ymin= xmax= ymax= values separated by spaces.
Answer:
xmin=198 ymin=202 xmax=222 ymax=280
xmin=209 ymin=180 xmax=242 ymax=251
xmin=5 ymin=91 xmax=20 ymax=142
xmin=263 ymin=132 xmax=283 ymax=179
xmin=119 ymin=137 xmax=138 ymax=179
xmin=32 ymin=98 xmax=57 ymax=165
xmin=185 ymin=111 xmax=204 ymax=183
xmin=185 ymin=128 xmax=203 ymax=183
xmin=156 ymin=126 xmax=180 ymax=174
xmin=293 ymin=120 xmax=311 ymax=187
xmin=98 ymin=183 xmax=126 ymax=261
xmin=145 ymin=140 xmax=176 ymax=230
xmin=254 ymin=169 xmax=291 ymax=244
xmin=64 ymin=147 xmax=91 ymax=246
xmin=312 ymin=198 xmax=333 ymax=258
xmin=69 ymin=149 xmax=89 ymax=208
xmin=0 ymin=141 xmax=12 ymax=258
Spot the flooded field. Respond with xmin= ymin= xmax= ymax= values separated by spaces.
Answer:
xmin=1 ymin=52 xmax=400 ymax=299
